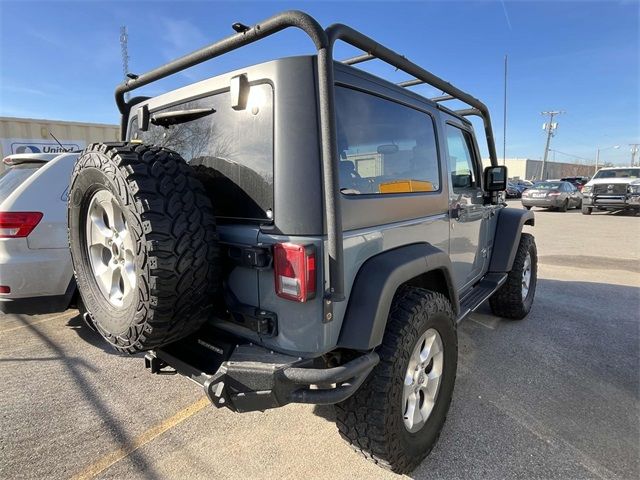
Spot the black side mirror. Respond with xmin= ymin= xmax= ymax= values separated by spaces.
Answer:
xmin=484 ymin=165 xmax=507 ymax=191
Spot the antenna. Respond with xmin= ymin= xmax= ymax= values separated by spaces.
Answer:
xmin=120 ymin=26 xmax=130 ymax=102
xmin=49 ymin=131 xmax=68 ymax=152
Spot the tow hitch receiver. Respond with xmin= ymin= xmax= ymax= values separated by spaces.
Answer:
xmin=144 ymin=326 xmax=379 ymax=412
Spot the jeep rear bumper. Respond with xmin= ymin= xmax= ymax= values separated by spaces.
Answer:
xmin=144 ymin=326 xmax=379 ymax=413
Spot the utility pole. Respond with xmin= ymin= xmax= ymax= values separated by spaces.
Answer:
xmin=540 ymin=110 xmax=564 ymax=180
xmin=120 ymin=26 xmax=130 ymax=102
xmin=630 ymin=144 xmax=640 ymax=167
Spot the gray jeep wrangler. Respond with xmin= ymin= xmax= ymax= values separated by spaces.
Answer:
xmin=68 ymin=11 xmax=537 ymax=473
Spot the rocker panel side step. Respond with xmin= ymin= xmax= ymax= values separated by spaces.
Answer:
xmin=457 ymin=272 xmax=507 ymax=322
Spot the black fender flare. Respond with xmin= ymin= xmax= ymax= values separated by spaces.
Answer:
xmin=337 ymin=243 xmax=457 ymax=351
xmin=489 ymin=208 xmax=535 ymax=273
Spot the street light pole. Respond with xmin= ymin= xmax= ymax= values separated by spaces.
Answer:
xmin=595 ymin=145 xmax=620 ymax=175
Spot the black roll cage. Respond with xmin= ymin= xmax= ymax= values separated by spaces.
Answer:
xmin=114 ymin=10 xmax=499 ymax=305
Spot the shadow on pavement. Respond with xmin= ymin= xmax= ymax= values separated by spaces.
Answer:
xmin=65 ymin=312 xmax=143 ymax=357
xmin=312 ymin=278 xmax=639 ymax=480
xmin=9 ymin=314 xmax=160 ymax=479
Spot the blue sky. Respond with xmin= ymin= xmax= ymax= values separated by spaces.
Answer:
xmin=1 ymin=0 xmax=638 ymax=164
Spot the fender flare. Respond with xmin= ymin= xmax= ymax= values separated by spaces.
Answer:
xmin=489 ymin=208 xmax=535 ymax=273
xmin=337 ymin=243 xmax=457 ymax=351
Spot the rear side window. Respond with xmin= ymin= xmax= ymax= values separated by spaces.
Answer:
xmin=129 ymin=84 xmax=274 ymax=221
xmin=335 ymin=87 xmax=440 ymax=195
xmin=0 ymin=166 xmax=41 ymax=204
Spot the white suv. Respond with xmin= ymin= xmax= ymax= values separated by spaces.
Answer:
xmin=0 ymin=152 xmax=80 ymax=314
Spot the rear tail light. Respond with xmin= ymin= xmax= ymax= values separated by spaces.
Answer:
xmin=547 ymin=190 xmax=561 ymax=196
xmin=274 ymin=243 xmax=316 ymax=302
xmin=0 ymin=286 xmax=10 ymax=294
xmin=0 ymin=212 xmax=43 ymax=238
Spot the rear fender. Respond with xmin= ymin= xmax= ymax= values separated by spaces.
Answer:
xmin=337 ymin=243 xmax=457 ymax=351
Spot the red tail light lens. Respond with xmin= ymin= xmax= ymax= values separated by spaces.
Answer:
xmin=0 ymin=286 xmax=10 ymax=294
xmin=273 ymin=243 xmax=316 ymax=302
xmin=0 ymin=212 xmax=43 ymax=238
xmin=547 ymin=190 xmax=561 ymax=196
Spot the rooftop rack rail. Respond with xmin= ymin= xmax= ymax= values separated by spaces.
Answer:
xmin=114 ymin=10 xmax=499 ymax=309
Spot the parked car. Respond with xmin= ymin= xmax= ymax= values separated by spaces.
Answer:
xmin=561 ymin=176 xmax=590 ymax=192
xmin=521 ymin=180 xmax=582 ymax=211
xmin=506 ymin=182 xmax=520 ymax=198
xmin=511 ymin=179 xmax=533 ymax=196
xmin=581 ymin=167 xmax=640 ymax=215
xmin=67 ymin=11 xmax=536 ymax=474
xmin=0 ymin=152 xmax=80 ymax=314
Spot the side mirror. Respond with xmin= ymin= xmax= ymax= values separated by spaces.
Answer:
xmin=484 ymin=165 xmax=507 ymax=191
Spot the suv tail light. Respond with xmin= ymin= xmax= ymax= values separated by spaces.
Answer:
xmin=0 ymin=212 xmax=43 ymax=238
xmin=274 ymin=243 xmax=316 ymax=302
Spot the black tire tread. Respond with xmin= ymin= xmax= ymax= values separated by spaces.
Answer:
xmin=334 ymin=287 xmax=456 ymax=474
xmin=69 ymin=142 xmax=221 ymax=353
xmin=489 ymin=232 xmax=536 ymax=320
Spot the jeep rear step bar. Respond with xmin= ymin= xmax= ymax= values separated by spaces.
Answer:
xmin=144 ymin=325 xmax=379 ymax=412
xmin=115 ymin=10 xmax=499 ymax=314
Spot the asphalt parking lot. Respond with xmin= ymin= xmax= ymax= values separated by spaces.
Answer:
xmin=1 ymin=202 xmax=639 ymax=480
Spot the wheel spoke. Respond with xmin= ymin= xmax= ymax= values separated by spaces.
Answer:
xmin=89 ymin=208 xmax=112 ymax=247
xmin=120 ymin=258 xmax=136 ymax=297
xmin=404 ymin=393 xmax=422 ymax=431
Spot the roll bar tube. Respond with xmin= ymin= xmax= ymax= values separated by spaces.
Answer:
xmin=325 ymin=23 xmax=499 ymax=167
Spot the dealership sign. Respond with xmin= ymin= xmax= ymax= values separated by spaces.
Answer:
xmin=1 ymin=138 xmax=86 ymax=155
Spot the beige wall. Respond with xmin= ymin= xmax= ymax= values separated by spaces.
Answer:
xmin=1 ymin=116 xmax=119 ymax=173
xmin=483 ymin=158 xmax=594 ymax=180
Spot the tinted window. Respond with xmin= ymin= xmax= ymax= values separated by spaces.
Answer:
xmin=445 ymin=125 xmax=477 ymax=191
xmin=129 ymin=84 xmax=274 ymax=221
xmin=593 ymin=168 xmax=640 ymax=179
xmin=0 ymin=166 xmax=41 ymax=204
xmin=335 ymin=87 xmax=439 ymax=195
xmin=534 ymin=182 xmax=562 ymax=190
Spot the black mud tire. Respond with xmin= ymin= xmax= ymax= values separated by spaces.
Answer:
xmin=524 ymin=205 xmax=532 ymax=210
xmin=582 ymin=206 xmax=592 ymax=215
xmin=489 ymin=232 xmax=537 ymax=320
xmin=335 ymin=287 xmax=457 ymax=474
xmin=68 ymin=143 xmax=221 ymax=353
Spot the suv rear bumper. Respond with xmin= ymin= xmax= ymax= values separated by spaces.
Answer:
xmin=144 ymin=326 xmax=379 ymax=413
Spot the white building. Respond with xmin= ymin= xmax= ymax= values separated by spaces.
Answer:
xmin=483 ymin=157 xmax=595 ymax=180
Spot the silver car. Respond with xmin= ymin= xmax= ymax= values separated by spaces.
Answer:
xmin=521 ymin=180 xmax=582 ymax=211
xmin=0 ymin=152 xmax=79 ymax=314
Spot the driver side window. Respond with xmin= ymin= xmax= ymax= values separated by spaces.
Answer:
xmin=446 ymin=125 xmax=477 ymax=192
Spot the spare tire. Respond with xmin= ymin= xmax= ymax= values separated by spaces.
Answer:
xmin=68 ymin=143 xmax=221 ymax=353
